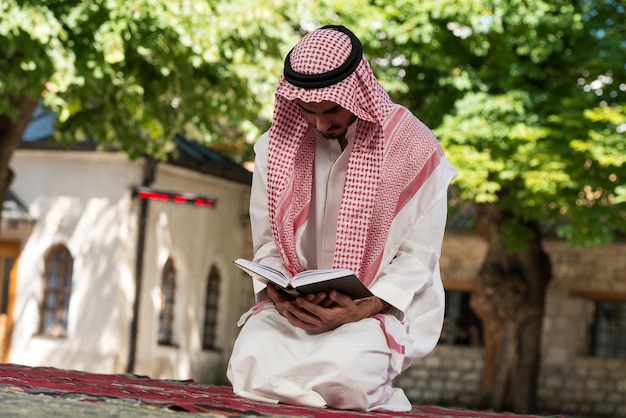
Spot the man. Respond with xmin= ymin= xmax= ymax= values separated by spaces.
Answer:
xmin=227 ymin=25 xmax=457 ymax=411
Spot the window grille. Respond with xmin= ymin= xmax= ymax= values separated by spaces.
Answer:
xmin=202 ymin=265 xmax=221 ymax=350
xmin=441 ymin=290 xmax=483 ymax=347
xmin=40 ymin=244 xmax=73 ymax=337
xmin=158 ymin=257 xmax=177 ymax=345
xmin=591 ymin=301 xmax=626 ymax=358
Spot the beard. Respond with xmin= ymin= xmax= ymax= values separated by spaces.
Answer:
xmin=320 ymin=129 xmax=344 ymax=140
xmin=319 ymin=115 xmax=357 ymax=140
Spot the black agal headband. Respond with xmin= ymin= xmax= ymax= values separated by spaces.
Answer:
xmin=283 ymin=25 xmax=363 ymax=89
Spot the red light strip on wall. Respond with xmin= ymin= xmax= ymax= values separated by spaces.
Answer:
xmin=132 ymin=186 xmax=217 ymax=208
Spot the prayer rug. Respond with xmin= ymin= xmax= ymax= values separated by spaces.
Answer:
xmin=0 ymin=363 xmax=567 ymax=417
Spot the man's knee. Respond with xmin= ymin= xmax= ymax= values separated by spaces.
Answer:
xmin=313 ymin=349 xmax=391 ymax=409
xmin=316 ymin=377 xmax=393 ymax=410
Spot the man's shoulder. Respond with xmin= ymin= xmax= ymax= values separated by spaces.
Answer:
xmin=253 ymin=131 xmax=271 ymax=153
xmin=384 ymin=105 xmax=430 ymax=131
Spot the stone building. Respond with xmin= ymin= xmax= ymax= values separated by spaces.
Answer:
xmin=397 ymin=231 xmax=626 ymax=418
xmin=1 ymin=133 xmax=254 ymax=383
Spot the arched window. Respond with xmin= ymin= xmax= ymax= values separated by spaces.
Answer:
xmin=40 ymin=244 xmax=73 ymax=337
xmin=202 ymin=265 xmax=221 ymax=350
xmin=158 ymin=257 xmax=177 ymax=346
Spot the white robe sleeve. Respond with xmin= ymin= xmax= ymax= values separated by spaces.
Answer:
xmin=369 ymin=193 xmax=447 ymax=312
xmin=368 ymin=193 xmax=447 ymax=361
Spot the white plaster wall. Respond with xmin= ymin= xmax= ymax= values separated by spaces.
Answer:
xmin=8 ymin=150 xmax=141 ymax=374
xmin=7 ymin=149 xmax=252 ymax=383
xmin=133 ymin=163 xmax=251 ymax=382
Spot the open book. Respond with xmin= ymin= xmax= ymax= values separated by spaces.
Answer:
xmin=233 ymin=258 xmax=373 ymax=300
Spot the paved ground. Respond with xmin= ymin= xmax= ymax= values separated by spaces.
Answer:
xmin=0 ymin=389 xmax=230 ymax=418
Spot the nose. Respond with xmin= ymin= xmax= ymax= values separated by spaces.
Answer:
xmin=314 ymin=115 xmax=332 ymax=132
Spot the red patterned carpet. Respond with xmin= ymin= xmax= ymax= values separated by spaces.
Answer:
xmin=0 ymin=363 xmax=567 ymax=417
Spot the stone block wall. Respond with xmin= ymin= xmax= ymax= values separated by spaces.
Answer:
xmin=539 ymin=357 xmax=626 ymax=417
xmin=538 ymin=284 xmax=626 ymax=417
xmin=396 ymin=345 xmax=483 ymax=408
xmin=399 ymin=344 xmax=626 ymax=417
xmin=397 ymin=232 xmax=626 ymax=417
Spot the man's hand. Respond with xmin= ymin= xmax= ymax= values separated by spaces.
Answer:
xmin=266 ymin=285 xmax=390 ymax=334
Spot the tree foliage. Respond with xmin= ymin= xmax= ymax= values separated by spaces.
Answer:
xmin=278 ymin=0 xmax=626 ymax=247
xmin=1 ymin=0 xmax=304 ymax=160
xmin=368 ymin=0 xmax=626 ymax=247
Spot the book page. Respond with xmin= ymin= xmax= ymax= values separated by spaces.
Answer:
xmin=234 ymin=259 xmax=373 ymax=299
xmin=233 ymin=259 xmax=290 ymax=287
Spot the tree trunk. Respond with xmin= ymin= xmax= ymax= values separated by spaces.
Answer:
xmin=471 ymin=202 xmax=552 ymax=413
xmin=0 ymin=96 xmax=38 ymax=230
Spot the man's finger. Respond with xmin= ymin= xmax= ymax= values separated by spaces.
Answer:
xmin=293 ymin=296 xmax=333 ymax=317
xmin=283 ymin=307 xmax=333 ymax=334
xmin=327 ymin=290 xmax=356 ymax=307
xmin=284 ymin=300 xmax=322 ymax=324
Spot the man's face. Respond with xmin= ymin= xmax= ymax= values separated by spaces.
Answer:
xmin=295 ymin=99 xmax=357 ymax=140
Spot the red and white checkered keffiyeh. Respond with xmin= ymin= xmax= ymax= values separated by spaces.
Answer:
xmin=267 ymin=27 xmax=447 ymax=286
